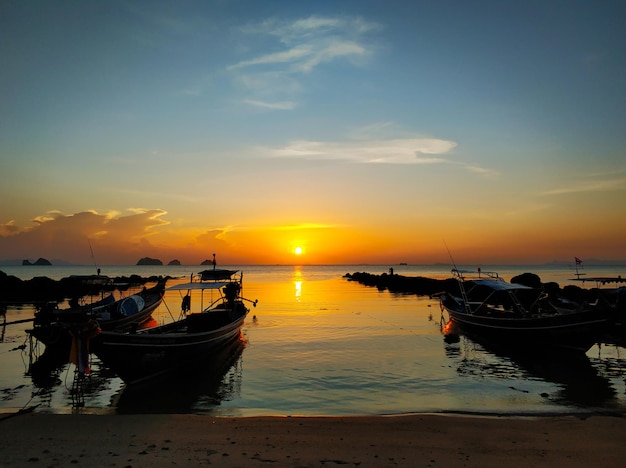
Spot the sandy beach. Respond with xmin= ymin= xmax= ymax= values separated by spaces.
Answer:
xmin=1 ymin=412 xmax=625 ymax=467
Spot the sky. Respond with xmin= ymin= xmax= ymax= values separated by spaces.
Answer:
xmin=1 ymin=0 xmax=625 ymax=266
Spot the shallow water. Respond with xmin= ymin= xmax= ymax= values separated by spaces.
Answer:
xmin=1 ymin=264 xmax=625 ymax=416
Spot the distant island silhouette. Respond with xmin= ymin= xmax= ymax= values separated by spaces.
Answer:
xmin=136 ymin=257 xmax=163 ymax=265
xmin=23 ymin=258 xmax=52 ymax=266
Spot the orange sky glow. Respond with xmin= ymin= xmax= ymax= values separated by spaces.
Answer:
xmin=1 ymin=3 xmax=625 ymax=266
xmin=1 ymin=207 xmax=624 ymax=266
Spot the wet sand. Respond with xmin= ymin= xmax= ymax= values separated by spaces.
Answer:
xmin=1 ymin=412 xmax=625 ymax=467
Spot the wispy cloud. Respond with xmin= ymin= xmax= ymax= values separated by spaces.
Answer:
xmin=240 ymin=15 xmax=380 ymax=47
xmin=542 ymin=176 xmax=626 ymax=196
xmin=261 ymin=122 xmax=500 ymax=176
xmin=462 ymin=164 xmax=500 ymax=177
xmin=0 ymin=220 xmax=19 ymax=236
xmin=230 ymin=40 xmax=367 ymax=74
xmin=229 ymin=15 xmax=381 ymax=108
xmin=228 ymin=46 xmax=313 ymax=70
xmin=265 ymin=129 xmax=457 ymax=164
xmin=243 ymin=99 xmax=297 ymax=110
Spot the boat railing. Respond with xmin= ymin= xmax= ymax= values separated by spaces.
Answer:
xmin=451 ymin=268 xmax=501 ymax=281
xmin=201 ymin=295 xmax=229 ymax=313
xmin=451 ymin=268 xmax=503 ymax=314
xmin=569 ymin=276 xmax=626 ymax=287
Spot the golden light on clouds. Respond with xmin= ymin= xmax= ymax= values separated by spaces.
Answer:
xmin=1 ymin=203 xmax=625 ymax=265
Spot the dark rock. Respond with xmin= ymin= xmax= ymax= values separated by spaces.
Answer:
xmin=0 ymin=270 xmax=169 ymax=304
xmin=543 ymin=281 xmax=561 ymax=295
xmin=510 ymin=272 xmax=542 ymax=288
xmin=136 ymin=257 xmax=163 ymax=265
xmin=346 ymin=272 xmax=458 ymax=297
xmin=167 ymin=259 xmax=181 ymax=265
xmin=561 ymin=284 xmax=592 ymax=303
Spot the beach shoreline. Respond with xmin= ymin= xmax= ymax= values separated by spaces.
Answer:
xmin=1 ymin=412 xmax=625 ymax=467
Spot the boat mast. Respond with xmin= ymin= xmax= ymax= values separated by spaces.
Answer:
xmin=88 ymin=238 xmax=101 ymax=277
xmin=444 ymin=240 xmax=472 ymax=314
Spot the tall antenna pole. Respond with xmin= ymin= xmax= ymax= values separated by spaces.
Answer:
xmin=88 ymin=239 xmax=100 ymax=275
xmin=443 ymin=239 xmax=471 ymax=313
xmin=443 ymin=239 xmax=459 ymax=272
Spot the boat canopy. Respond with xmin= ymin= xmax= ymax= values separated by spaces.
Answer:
xmin=166 ymin=281 xmax=231 ymax=291
xmin=471 ymin=279 xmax=534 ymax=291
xmin=570 ymin=276 xmax=626 ymax=285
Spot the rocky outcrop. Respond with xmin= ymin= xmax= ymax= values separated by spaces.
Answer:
xmin=510 ymin=272 xmax=542 ymax=288
xmin=345 ymin=272 xmax=458 ymax=297
xmin=0 ymin=271 xmax=167 ymax=304
xmin=167 ymin=259 xmax=181 ymax=265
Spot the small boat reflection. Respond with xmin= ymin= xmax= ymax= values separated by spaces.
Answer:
xmin=112 ymin=338 xmax=246 ymax=414
xmin=442 ymin=319 xmax=619 ymax=409
xmin=28 ymin=348 xmax=120 ymax=410
xmin=27 ymin=329 xmax=72 ymax=390
xmin=28 ymin=349 xmax=66 ymax=389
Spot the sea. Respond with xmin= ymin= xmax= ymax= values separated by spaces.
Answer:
xmin=1 ymin=263 xmax=626 ymax=417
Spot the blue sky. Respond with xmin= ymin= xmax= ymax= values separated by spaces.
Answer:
xmin=1 ymin=1 xmax=625 ymax=265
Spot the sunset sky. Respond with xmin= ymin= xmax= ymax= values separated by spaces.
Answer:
xmin=1 ymin=1 xmax=625 ymax=265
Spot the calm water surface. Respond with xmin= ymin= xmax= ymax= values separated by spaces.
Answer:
xmin=1 ymin=264 xmax=626 ymax=416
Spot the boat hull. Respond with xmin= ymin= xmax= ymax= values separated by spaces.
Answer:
xmin=92 ymin=305 xmax=248 ymax=384
xmin=27 ymin=282 xmax=165 ymax=356
xmin=442 ymin=300 xmax=610 ymax=352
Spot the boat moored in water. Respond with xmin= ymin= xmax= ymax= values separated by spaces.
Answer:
xmin=439 ymin=268 xmax=612 ymax=353
xmin=27 ymin=280 xmax=167 ymax=356
xmin=91 ymin=268 xmax=257 ymax=385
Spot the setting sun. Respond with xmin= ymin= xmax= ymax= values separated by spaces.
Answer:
xmin=1 ymin=4 xmax=625 ymax=268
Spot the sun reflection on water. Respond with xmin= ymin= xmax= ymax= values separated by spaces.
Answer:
xmin=294 ymin=266 xmax=302 ymax=302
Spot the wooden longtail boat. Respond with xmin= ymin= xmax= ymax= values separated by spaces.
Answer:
xmin=91 ymin=270 xmax=257 ymax=384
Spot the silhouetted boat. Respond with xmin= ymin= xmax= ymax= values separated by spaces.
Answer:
xmin=199 ymin=269 xmax=239 ymax=281
xmin=27 ymin=280 xmax=166 ymax=355
xmin=198 ymin=253 xmax=238 ymax=281
xmin=568 ymin=257 xmax=626 ymax=338
xmin=91 ymin=270 xmax=256 ymax=385
xmin=439 ymin=268 xmax=611 ymax=352
xmin=112 ymin=338 xmax=245 ymax=413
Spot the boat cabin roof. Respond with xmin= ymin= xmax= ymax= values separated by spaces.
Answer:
xmin=570 ymin=276 xmax=626 ymax=285
xmin=198 ymin=269 xmax=238 ymax=280
xmin=471 ymin=279 xmax=534 ymax=291
xmin=166 ymin=281 xmax=231 ymax=291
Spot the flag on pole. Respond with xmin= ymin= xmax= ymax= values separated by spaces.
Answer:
xmin=575 ymin=257 xmax=582 ymax=265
